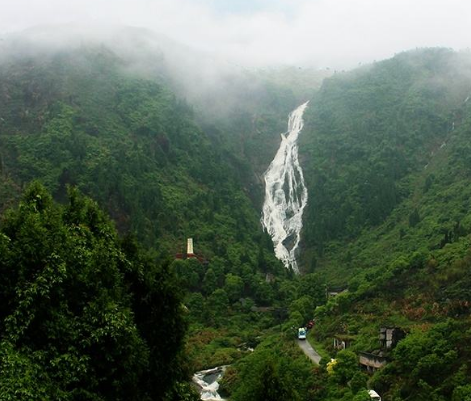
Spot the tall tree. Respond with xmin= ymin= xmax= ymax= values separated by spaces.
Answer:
xmin=0 ymin=183 xmax=194 ymax=400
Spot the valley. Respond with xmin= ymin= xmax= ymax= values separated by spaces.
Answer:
xmin=0 ymin=26 xmax=471 ymax=401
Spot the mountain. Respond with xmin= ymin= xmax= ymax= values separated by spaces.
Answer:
xmin=0 ymin=27 xmax=309 ymax=400
xmin=0 ymin=43 xmax=263 ymax=262
xmin=217 ymin=47 xmax=471 ymax=401
xmin=289 ymin=48 xmax=471 ymax=400
xmin=300 ymin=47 xmax=471 ymax=277
xmin=0 ymin=24 xmax=330 ymax=202
xmin=2 ymin=24 xmax=471 ymax=401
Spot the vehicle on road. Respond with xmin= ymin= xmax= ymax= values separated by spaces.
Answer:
xmin=298 ymin=327 xmax=307 ymax=340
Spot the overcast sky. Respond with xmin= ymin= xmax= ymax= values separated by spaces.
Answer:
xmin=1 ymin=0 xmax=471 ymax=68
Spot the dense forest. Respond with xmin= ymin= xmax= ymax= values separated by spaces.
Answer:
xmin=0 ymin=183 xmax=195 ymax=400
xmin=0 ymin=44 xmax=284 ymax=265
xmin=294 ymin=48 xmax=471 ymax=400
xmin=301 ymin=48 xmax=471 ymax=261
xmin=1 ymin=28 xmax=471 ymax=400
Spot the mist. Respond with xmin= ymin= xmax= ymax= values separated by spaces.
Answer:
xmin=1 ymin=0 xmax=470 ymax=69
xmin=1 ymin=0 xmax=470 ymax=125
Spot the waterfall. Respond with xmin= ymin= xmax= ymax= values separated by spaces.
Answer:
xmin=261 ymin=102 xmax=309 ymax=273
xmin=193 ymin=367 xmax=226 ymax=401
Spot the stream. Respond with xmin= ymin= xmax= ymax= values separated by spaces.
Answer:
xmin=192 ymin=366 xmax=227 ymax=401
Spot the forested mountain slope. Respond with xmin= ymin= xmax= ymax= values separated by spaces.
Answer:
xmin=284 ymin=48 xmax=471 ymax=400
xmin=0 ymin=30 xmax=330 ymax=400
xmin=300 ymin=48 xmax=471 ymax=276
xmin=0 ymin=40 xmax=298 ymax=399
xmin=0 ymin=25 xmax=329 ymax=205
xmin=0 ymin=45 xmax=282 ymax=274
xmin=0 ymin=183 xmax=193 ymax=400
xmin=4 ymin=27 xmax=471 ymax=400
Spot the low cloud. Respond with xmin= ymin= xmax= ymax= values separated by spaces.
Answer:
xmin=1 ymin=0 xmax=470 ymax=68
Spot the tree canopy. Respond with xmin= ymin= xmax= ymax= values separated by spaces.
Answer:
xmin=0 ymin=183 xmax=195 ymax=400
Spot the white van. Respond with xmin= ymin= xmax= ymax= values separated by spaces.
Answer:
xmin=368 ymin=389 xmax=381 ymax=401
xmin=298 ymin=327 xmax=307 ymax=340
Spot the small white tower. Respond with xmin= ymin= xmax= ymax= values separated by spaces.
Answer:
xmin=187 ymin=238 xmax=194 ymax=256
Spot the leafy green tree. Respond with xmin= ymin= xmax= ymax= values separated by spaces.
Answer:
xmin=298 ymin=273 xmax=327 ymax=306
xmin=393 ymin=323 xmax=457 ymax=382
xmin=350 ymin=372 xmax=369 ymax=394
xmin=408 ymin=208 xmax=420 ymax=227
xmin=286 ymin=311 xmax=304 ymax=330
xmin=331 ymin=350 xmax=359 ymax=385
xmin=185 ymin=293 xmax=206 ymax=322
xmin=252 ymin=279 xmax=274 ymax=306
xmin=232 ymin=356 xmax=300 ymax=401
xmin=452 ymin=385 xmax=471 ymax=401
xmin=208 ymin=257 xmax=227 ymax=286
xmin=208 ymin=289 xmax=229 ymax=316
xmin=253 ymin=359 xmax=300 ymax=401
xmin=353 ymin=390 xmax=372 ymax=401
xmin=203 ymin=269 xmax=218 ymax=296
xmin=0 ymin=183 xmax=189 ymax=400
xmin=173 ymin=259 xmax=202 ymax=291
xmin=289 ymin=295 xmax=315 ymax=323
xmin=278 ymin=280 xmax=298 ymax=304
xmin=225 ymin=273 xmax=244 ymax=303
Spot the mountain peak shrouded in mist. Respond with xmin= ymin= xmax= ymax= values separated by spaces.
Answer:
xmin=2 ymin=3 xmax=471 ymax=399
xmin=1 ymin=0 xmax=470 ymax=69
xmin=0 ymin=22 xmax=334 ymax=132
xmin=0 ymin=24 xmax=257 ymax=117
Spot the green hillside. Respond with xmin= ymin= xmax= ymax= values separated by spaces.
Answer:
xmin=0 ymin=44 xmax=306 ymax=399
xmin=300 ymin=48 xmax=471 ymax=276
xmin=0 ymin=46 xmax=277 ymax=267
xmin=284 ymin=48 xmax=471 ymax=400
xmin=0 ymin=183 xmax=195 ymax=400
xmin=210 ymin=48 xmax=471 ymax=401
xmin=2 ymin=35 xmax=471 ymax=400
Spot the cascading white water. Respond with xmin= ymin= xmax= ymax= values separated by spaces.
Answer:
xmin=261 ymin=102 xmax=309 ymax=273
xmin=193 ymin=367 xmax=226 ymax=401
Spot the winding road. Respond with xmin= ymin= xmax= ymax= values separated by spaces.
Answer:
xmin=297 ymin=338 xmax=322 ymax=364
